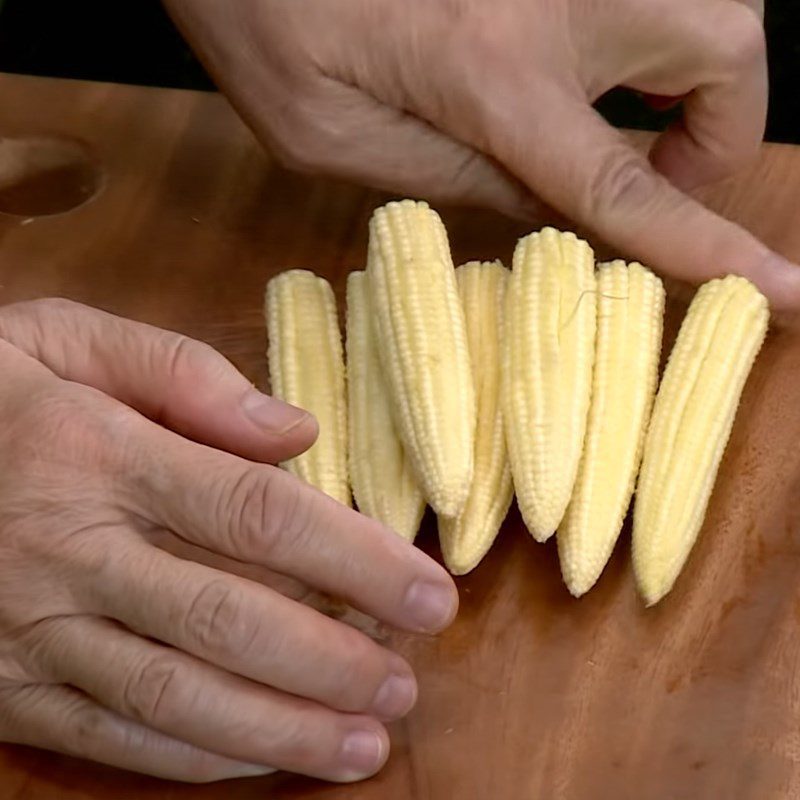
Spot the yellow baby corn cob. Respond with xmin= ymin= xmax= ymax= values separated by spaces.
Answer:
xmin=503 ymin=228 xmax=597 ymax=541
xmin=367 ymin=200 xmax=475 ymax=517
xmin=558 ymin=261 xmax=665 ymax=597
xmin=439 ymin=261 xmax=513 ymax=575
xmin=633 ymin=275 xmax=768 ymax=606
xmin=265 ymin=269 xmax=351 ymax=506
xmin=346 ymin=270 xmax=426 ymax=541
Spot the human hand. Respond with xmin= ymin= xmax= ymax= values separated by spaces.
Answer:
xmin=0 ymin=299 xmax=457 ymax=782
xmin=164 ymin=0 xmax=800 ymax=310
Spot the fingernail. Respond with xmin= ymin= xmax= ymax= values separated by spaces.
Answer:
xmin=403 ymin=580 xmax=458 ymax=632
xmin=371 ymin=673 xmax=417 ymax=719
xmin=240 ymin=387 xmax=311 ymax=434
xmin=339 ymin=730 xmax=385 ymax=778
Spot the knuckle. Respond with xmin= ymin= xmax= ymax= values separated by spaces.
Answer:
xmin=330 ymin=631 xmax=385 ymax=710
xmin=183 ymin=579 xmax=259 ymax=660
xmin=222 ymin=467 xmax=315 ymax=561
xmin=5 ymin=388 xmax=96 ymax=463
xmin=272 ymin=94 xmax=347 ymax=175
xmin=121 ymin=655 xmax=183 ymax=726
xmin=582 ymin=149 xmax=660 ymax=224
xmin=713 ymin=5 xmax=765 ymax=68
xmin=68 ymin=704 xmax=110 ymax=757
xmin=0 ymin=297 xmax=87 ymax=344
xmin=13 ymin=618 xmax=72 ymax=682
xmin=267 ymin=712 xmax=320 ymax=765
xmin=4 ymin=385 xmax=139 ymax=477
xmin=14 ymin=388 xmax=85 ymax=445
xmin=57 ymin=690 xmax=119 ymax=761
xmin=273 ymin=128 xmax=326 ymax=174
xmin=160 ymin=334 xmax=223 ymax=385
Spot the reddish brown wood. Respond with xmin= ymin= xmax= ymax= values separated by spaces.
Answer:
xmin=2 ymin=72 xmax=800 ymax=799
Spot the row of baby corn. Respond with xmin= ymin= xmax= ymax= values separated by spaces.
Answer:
xmin=265 ymin=200 xmax=769 ymax=606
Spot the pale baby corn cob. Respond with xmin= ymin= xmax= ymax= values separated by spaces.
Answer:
xmin=439 ymin=261 xmax=513 ymax=575
xmin=502 ymin=228 xmax=597 ymax=541
xmin=265 ymin=269 xmax=351 ymax=506
xmin=633 ymin=275 xmax=768 ymax=606
xmin=367 ymin=200 xmax=475 ymax=518
xmin=346 ymin=271 xmax=426 ymax=541
xmin=558 ymin=261 xmax=665 ymax=597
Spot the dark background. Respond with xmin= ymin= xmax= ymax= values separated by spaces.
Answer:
xmin=0 ymin=0 xmax=798 ymax=143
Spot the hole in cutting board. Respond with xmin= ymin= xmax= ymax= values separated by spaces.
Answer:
xmin=0 ymin=135 xmax=103 ymax=217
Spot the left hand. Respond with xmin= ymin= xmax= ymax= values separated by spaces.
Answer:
xmin=0 ymin=298 xmax=457 ymax=783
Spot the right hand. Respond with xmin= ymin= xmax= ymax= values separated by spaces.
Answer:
xmin=0 ymin=298 xmax=458 ymax=783
xmin=165 ymin=0 xmax=800 ymax=310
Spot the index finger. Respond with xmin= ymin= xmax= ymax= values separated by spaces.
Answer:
xmin=491 ymin=89 xmax=800 ymax=310
xmin=134 ymin=433 xmax=458 ymax=634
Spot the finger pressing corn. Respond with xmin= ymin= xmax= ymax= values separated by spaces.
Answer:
xmin=633 ymin=275 xmax=768 ymax=606
xmin=346 ymin=270 xmax=426 ymax=541
xmin=265 ymin=269 xmax=351 ymax=506
xmin=367 ymin=200 xmax=475 ymax=518
xmin=558 ymin=261 xmax=665 ymax=597
xmin=439 ymin=261 xmax=513 ymax=575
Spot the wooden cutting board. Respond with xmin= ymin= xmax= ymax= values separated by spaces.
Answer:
xmin=2 ymin=73 xmax=800 ymax=800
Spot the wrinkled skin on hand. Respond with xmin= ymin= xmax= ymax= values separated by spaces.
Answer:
xmin=164 ymin=0 xmax=800 ymax=310
xmin=0 ymin=299 xmax=458 ymax=783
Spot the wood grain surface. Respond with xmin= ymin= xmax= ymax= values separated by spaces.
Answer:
xmin=2 ymin=73 xmax=800 ymax=800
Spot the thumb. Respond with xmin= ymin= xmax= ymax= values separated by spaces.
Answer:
xmin=496 ymin=95 xmax=800 ymax=311
xmin=0 ymin=298 xmax=317 ymax=463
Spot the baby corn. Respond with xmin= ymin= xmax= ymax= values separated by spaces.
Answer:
xmin=558 ymin=262 xmax=665 ymax=596
xmin=503 ymin=228 xmax=597 ymax=541
xmin=439 ymin=261 xmax=513 ymax=575
xmin=265 ymin=269 xmax=351 ymax=506
xmin=633 ymin=275 xmax=768 ymax=606
xmin=346 ymin=270 xmax=426 ymax=541
xmin=367 ymin=200 xmax=475 ymax=518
